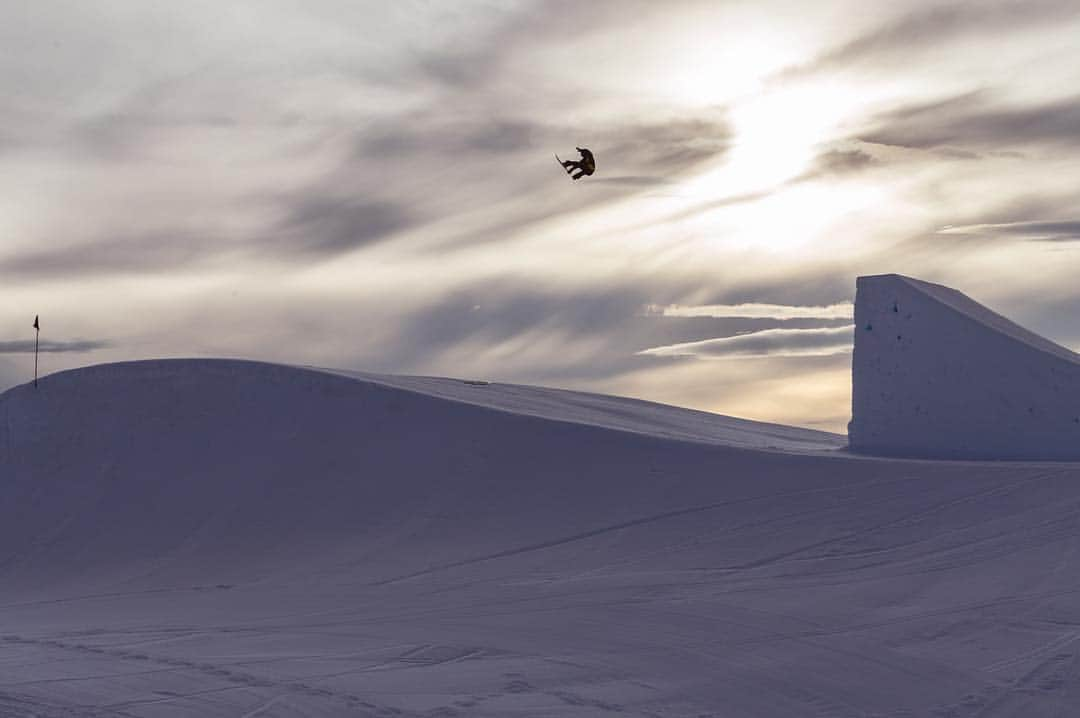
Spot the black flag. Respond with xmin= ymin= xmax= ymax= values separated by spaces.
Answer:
xmin=33 ymin=315 xmax=39 ymax=388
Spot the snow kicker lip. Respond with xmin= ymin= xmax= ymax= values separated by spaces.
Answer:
xmin=850 ymin=274 xmax=1080 ymax=460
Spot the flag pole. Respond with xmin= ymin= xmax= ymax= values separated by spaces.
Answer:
xmin=33 ymin=315 xmax=39 ymax=389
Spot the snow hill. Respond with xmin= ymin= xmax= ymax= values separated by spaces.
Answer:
xmin=850 ymin=273 xmax=1080 ymax=460
xmin=2 ymin=359 xmax=1080 ymax=717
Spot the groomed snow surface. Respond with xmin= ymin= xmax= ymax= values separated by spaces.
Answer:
xmin=3 ymin=359 xmax=1080 ymax=717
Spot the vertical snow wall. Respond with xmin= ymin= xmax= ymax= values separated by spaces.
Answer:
xmin=849 ymin=273 xmax=1080 ymax=460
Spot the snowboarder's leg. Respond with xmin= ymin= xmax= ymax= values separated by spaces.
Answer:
xmin=571 ymin=169 xmax=585 ymax=179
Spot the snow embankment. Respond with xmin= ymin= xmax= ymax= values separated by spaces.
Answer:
xmin=850 ymin=273 xmax=1080 ymax=460
xmin=0 ymin=359 xmax=838 ymax=589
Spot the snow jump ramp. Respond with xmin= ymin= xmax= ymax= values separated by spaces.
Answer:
xmin=850 ymin=273 xmax=1080 ymax=460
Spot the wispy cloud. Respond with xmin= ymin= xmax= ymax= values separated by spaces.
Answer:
xmin=270 ymin=196 xmax=417 ymax=258
xmin=0 ymin=231 xmax=226 ymax=279
xmin=383 ymin=0 xmax=667 ymax=91
xmin=0 ymin=339 xmax=108 ymax=354
xmin=588 ymin=176 xmax=672 ymax=187
xmin=641 ymin=144 xmax=880 ymax=230
xmin=358 ymin=117 xmax=548 ymax=160
xmin=799 ymin=147 xmax=878 ymax=179
xmin=779 ymin=0 xmax=1080 ymax=79
xmin=647 ymin=302 xmax=853 ymax=320
xmin=939 ymin=221 xmax=1080 ymax=242
xmin=860 ymin=93 xmax=1080 ymax=151
xmin=639 ymin=325 xmax=854 ymax=359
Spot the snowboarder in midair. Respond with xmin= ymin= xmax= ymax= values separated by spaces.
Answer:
xmin=558 ymin=147 xmax=596 ymax=180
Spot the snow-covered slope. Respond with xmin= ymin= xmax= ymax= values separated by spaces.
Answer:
xmin=2 ymin=359 xmax=1080 ymax=717
xmin=850 ymin=273 xmax=1080 ymax=459
xmin=0 ymin=359 xmax=840 ymax=590
xmin=319 ymin=366 xmax=844 ymax=453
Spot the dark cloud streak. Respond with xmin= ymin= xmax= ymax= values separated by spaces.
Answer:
xmin=0 ymin=339 xmax=108 ymax=354
xmin=0 ymin=232 xmax=226 ymax=279
xmin=359 ymin=118 xmax=544 ymax=159
xmin=272 ymin=196 xmax=416 ymax=257
xmin=861 ymin=93 xmax=1080 ymax=150
xmin=944 ymin=220 xmax=1080 ymax=242
xmin=778 ymin=0 xmax=1080 ymax=80
xmin=397 ymin=0 xmax=670 ymax=91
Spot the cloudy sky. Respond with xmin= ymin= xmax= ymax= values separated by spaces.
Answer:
xmin=3 ymin=0 xmax=1079 ymax=431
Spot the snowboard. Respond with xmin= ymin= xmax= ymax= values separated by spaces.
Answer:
xmin=555 ymin=154 xmax=572 ymax=175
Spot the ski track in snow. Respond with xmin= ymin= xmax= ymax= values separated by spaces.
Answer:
xmin=1 ymin=359 xmax=1080 ymax=716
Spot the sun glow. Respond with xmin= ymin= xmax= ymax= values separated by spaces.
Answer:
xmin=736 ymin=82 xmax=860 ymax=183
xmin=667 ymin=84 xmax=862 ymax=227
xmin=744 ymin=181 xmax=884 ymax=253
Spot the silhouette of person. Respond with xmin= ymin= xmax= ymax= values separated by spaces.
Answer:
xmin=561 ymin=147 xmax=596 ymax=180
